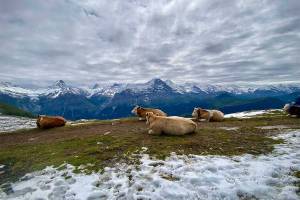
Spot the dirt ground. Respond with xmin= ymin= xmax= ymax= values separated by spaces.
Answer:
xmin=0 ymin=120 xmax=147 ymax=148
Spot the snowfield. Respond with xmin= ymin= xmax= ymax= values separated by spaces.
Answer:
xmin=1 ymin=130 xmax=299 ymax=200
xmin=224 ymin=109 xmax=281 ymax=119
xmin=0 ymin=115 xmax=36 ymax=133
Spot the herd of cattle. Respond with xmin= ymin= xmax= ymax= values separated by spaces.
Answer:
xmin=130 ymin=106 xmax=224 ymax=135
xmin=35 ymin=101 xmax=300 ymax=136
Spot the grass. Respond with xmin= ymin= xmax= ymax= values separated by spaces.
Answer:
xmin=294 ymin=171 xmax=300 ymax=194
xmin=0 ymin=112 xmax=299 ymax=185
xmin=0 ymin=102 xmax=35 ymax=118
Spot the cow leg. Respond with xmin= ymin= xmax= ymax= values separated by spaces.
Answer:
xmin=204 ymin=116 xmax=210 ymax=122
xmin=148 ymin=128 xmax=161 ymax=135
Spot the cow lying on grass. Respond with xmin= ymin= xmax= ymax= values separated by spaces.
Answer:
xmin=36 ymin=115 xmax=67 ymax=129
xmin=131 ymin=105 xmax=167 ymax=120
xmin=192 ymin=108 xmax=224 ymax=122
xmin=145 ymin=112 xmax=197 ymax=135
xmin=283 ymin=103 xmax=300 ymax=117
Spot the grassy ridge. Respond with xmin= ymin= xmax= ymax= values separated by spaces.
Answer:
xmin=0 ymin=102 xmax=35 ymax=118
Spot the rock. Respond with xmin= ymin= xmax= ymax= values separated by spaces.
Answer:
xmin=0 ymin=183 xmax=14 ymax=195
xmin=104 ymin=131 xmax=111 ymax=135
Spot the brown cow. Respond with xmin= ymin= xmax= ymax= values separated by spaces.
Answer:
xmin=131 ymin=105 xmax=167 ymax=120
xmin=283 ymin=103 xmax=300 ymax=117
xmin=36 ymin=115 xmax=67 ymax=129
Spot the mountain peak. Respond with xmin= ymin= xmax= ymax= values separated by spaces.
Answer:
xmin=92 ymin=83 xmax=100 ymax=89
xmin=148 ymin=78 xmax=165 ymax=85
xmin=53 ymin=80 xmax=66 ymax=88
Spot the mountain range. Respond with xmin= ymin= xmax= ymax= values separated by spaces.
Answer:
xmin=0 ymin=79 xmax=299 ymax=120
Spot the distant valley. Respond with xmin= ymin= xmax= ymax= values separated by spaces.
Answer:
xmin=0 ymin=79 xmax=299 ymax=120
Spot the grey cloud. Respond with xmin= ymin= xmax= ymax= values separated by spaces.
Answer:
xmin=203 ymin=43 xmax=231 ymax=54
xmin=0 ymin=0 xmax=299 ymax=87
xmin=274 ymin=18 xmax=300 ymax=34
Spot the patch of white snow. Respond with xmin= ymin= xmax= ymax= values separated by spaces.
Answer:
xmin=1 ymin=131 xmax=299 ymax=200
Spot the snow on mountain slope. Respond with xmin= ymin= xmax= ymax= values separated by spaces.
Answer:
xmin=166 ymin=81 xmax=300 ymax=95
xmin=0 ymin=81 xmax=86 ymax=99
xmin=1 ymin=79 xmax=300 ymax=99
xmin=165 ymin=80 xmax=205 ymax=94
xmin=41 ymin=80 xmax=85 ymax=98
xmin=89 ymin=83 xmax=130 ymax=97
xmin=90 ymin=78 xmax=176 ymax=97
xmin=0 ymin=82 xmax=41 ymax=99
xmin=1 ymin=131 xmax=299 ymax=199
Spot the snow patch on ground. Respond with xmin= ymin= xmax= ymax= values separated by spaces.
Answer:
xmin=257 ymin=125 xmax=290 ymax=130
xmin=224 ymin=109 xmax=281 ymax=118
xmin=1 ymin=130 xmax=299 ymax=200
xmin=0 ymin=115 xmax=36 ymax=133
xmin=219 ymin=127 xmax=239 ymax=131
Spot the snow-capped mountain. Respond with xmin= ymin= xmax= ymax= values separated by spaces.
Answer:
xmin=42 ymin=80 xmax=86 ymax=98
xmin=0 ymin=80 xmax=86 ymax=99
xmin=1 ymin=79 xmax=299 ymax=99
xmin=89 ymin=79 xmax=300 ymax=97
xmin=90 ymin=78 xmax=175 ymax=97
xmin=88 ymin=83 xmax=127 ymax=97
xmin=164 ymin=80 xmax=204 ymax=94
xmin=0 ymin=79 xmax=299 ymax=120
xmin=0 ymin=82 xmax=41 ymax=98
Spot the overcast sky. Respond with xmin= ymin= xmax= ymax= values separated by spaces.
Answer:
xmin=0 ymin=0 xmax=300 ymax=87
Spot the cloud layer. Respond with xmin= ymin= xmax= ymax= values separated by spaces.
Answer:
xmin=0 ymin=0 xmax=299 ymax=86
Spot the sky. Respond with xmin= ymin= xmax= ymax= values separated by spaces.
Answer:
xmin=0 ymin=0 xmax=300 ymax=87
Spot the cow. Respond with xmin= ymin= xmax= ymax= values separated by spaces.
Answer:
xmin=131 ymin=105 xmax=167 ymax=120
xmin=283 ymin=103 xmax=300 ymax=117
xmin=192 ymin=108 xmax=224 ymax=122
xmin=36 ymin=115 xmax=67 ymax=129
xmin=145 ymin=112 xmax=197 ymax=135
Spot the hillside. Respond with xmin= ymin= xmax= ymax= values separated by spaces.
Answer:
xmin=0 ymin=102 xmax=35 ymax=118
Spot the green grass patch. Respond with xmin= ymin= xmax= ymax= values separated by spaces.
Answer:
xmin=293 ymin=171 xmax=300 ymax=195
xmin=0 ymin=102 xmax=35 ymax=118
